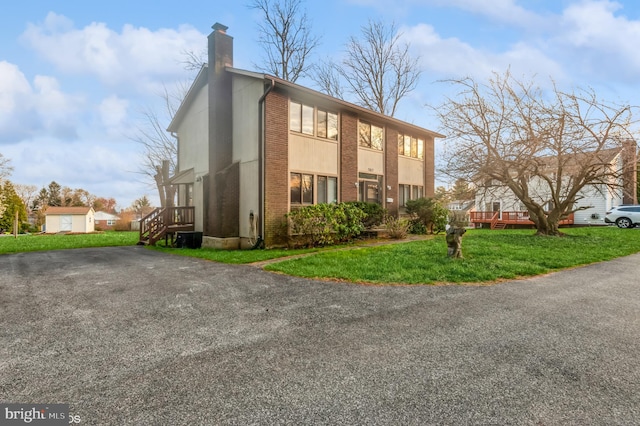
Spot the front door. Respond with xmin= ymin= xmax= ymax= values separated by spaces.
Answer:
xmin=358 ymin=176 xmax=382 ymax=205
xmin=365 ymin=181 xmax=380 ymax=204
xmin=492 ymin=202 xmax=501 ymax=219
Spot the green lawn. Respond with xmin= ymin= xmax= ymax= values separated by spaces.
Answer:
xmin=0 ymin=232 xmax=139 ymax=254
xmin=264 ymin=227 xmax=640 ymax=284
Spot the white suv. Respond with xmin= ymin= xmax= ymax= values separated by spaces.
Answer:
xmin=604 ymin=205 xmax=640 ymax=228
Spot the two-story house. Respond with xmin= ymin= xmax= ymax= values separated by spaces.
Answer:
xmin=470 ymin=142 xmax=637 ymax=229
xmin=166 ymin=23 xmax=443 ymax=248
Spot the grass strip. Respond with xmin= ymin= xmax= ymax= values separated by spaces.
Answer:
xmin=264 ymin=227 xmax=640 ymax=284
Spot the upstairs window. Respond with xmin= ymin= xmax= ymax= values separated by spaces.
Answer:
xmin=290 ymin=102 xmax=314 ymax=135
xmin=359 ymin=122 xmax=383 ymax=150
xmin=290 ymin=101 xmax=339 ymax=140
xmin=317 ymin=109 xmax=338 ymax=140
xmin=398 ymin=133 xmax=424 ymax=159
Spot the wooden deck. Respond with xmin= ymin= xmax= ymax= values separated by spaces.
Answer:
xmin=138 ymin=206 xmax=195 ymax=246
xmin=470 ymin=211 xmax=574 ymax=229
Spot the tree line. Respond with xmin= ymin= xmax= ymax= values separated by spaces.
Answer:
xmin=0 ymin=154 xmax=155 ymax=233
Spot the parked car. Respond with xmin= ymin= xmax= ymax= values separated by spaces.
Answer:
xmin=604 ymin=205 xmax=640 ymax=228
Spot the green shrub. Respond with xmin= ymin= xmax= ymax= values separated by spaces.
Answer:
xmin=287 ymin=203 xmax=366 ymax=247
xmin=408 ymin=221 xmax=427 ymax=235
xmin=344 ymin=201 xmax=386 ymax=229
xmin=405 ymin=197 xmax=449 ymax=234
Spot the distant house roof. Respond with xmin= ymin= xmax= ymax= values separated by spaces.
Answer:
xmin=447 ymin=200 xmax=475 ymax=211
xmin=46 ymin=206 xmax=94 ymax=215
xmin=94 ymin=211 xmax=120 ymax=221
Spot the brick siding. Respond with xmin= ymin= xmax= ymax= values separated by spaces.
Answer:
xmin=424 ymin=135 xmax=436 ymax=197
xmin=263 ymin=90 xmax=290 ymax=245
xmin=340 ymin=111 xmax=358 ymax=202
xmin=385 ymin=128 xmax=399 ymax=216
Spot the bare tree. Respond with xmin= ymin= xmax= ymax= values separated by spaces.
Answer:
xmin=249 ymin=0 xmax=320 ymax=83
xmin=14 ymin=184 xmax=38 ymax=214
xmin=0 ymin=153 xmax=12 ymax=219
xmin=180 ymin=48 xmax=207 ymax=72
xmin=131 ymin=84 xmax=186 ymax=208
xmin=319 ymin=20 xmax=421 ymax=117
xmin=0 ymin=152 xmax=12 ymax=180
xmin=311 ymin=59 xmax=344 ymax=99
xmin=435 ymin=71 xmax=637 ymax=236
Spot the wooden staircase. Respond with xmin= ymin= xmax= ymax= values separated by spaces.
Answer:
xmin=138 ymin=206 xmax=195 ymax=246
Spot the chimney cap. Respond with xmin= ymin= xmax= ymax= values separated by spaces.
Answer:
xmin=212 ymin=23 xmax=228 ymax=33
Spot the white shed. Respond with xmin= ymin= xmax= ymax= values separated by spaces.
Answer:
xmin=45 ymin=206 xmax=95 ymax=233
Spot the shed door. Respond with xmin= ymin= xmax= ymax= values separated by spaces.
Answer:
xmin=60 ymin=215 xmax=72 ymax=231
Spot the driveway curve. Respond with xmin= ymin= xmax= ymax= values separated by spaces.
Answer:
xmin=1 ymin=246 xmax=639 ymax=425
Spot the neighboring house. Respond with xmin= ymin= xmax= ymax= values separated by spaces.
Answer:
xmin=94 ymin=211 xmax=120 ymax=230
xmin=167 ymin=23 xmax=444 ymax=248
xmin=471 ymin=142 xmax=638 ymax=229
xmin=45 ymin=206 xmax=95 ymax=233
xmin=447 ymin=199 xmax=475 ymax=226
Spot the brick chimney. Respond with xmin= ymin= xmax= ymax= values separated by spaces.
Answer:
xmin=206 ymin=23 xmax=239 ymax=238
xmin=208 ymin=23 xmax=233 ymax=73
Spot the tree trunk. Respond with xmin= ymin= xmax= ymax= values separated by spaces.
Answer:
xmin=154 ymin=168 xmax=166 ymax=208
xmin=528 ymin=206 xmax=563 ymax=236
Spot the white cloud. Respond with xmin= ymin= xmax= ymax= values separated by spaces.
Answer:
xmin=99 ymin=95 xmax=130 ymax=136
xmin=402 ymin=23 xmax=564 ymax=82
xmin=21 ymin=12 xmax=206 ymax=93
xmin=432 ymin=0 xmax=551 ymax=29
xmin=0 ymin=61 xmax=83 ymax=143
xmin=347 ymin=0 xmax=552 ymax=29
xmin=552 ymin=0 xmax=640 ymax=82
xmin=0 ymin=61 xmax=31 ymax=114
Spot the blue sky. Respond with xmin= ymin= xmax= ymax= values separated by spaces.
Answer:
xmin=1 ymin=0 xmax=639 ymax=209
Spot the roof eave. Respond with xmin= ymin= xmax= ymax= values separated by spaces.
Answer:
xmin=225 ymin=67 xmax=446 ymax=139
xmin=167 ymin=65 xmax=209 ymax=133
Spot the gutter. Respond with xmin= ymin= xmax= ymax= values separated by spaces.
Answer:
xmin=257 ymin=77 xmax=276 ymax=244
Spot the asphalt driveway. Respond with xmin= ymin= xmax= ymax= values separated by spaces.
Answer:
xmin=1 ymin=246 xmax=639 ymax=425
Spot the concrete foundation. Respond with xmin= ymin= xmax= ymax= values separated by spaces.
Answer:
xmin=202 ymin=236 xmax=240 ymax=250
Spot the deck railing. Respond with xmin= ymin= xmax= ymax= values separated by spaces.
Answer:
xmin=470 ymin=211 xmax=574 ymax=228
xmin=139 ymin=206 xmax=195 ymax=245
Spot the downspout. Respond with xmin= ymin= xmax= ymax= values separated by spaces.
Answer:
xmin=257 ymin=77 xmax=275 ymax=246
xmin=170 ymin=131 xmax=179 ymax=206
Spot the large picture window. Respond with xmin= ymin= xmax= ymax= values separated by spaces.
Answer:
xmin=291 ymin=173 xmax=337 ymax=205
xmin=290 ymin=173 xmax=314 ymax=205
xmin=318 ymin=176 xmax=338 ymax=204
xmin=398 ymin=133 xmax=424 ymax=159
xmin=399 ymin=184 xmax=424 ymax=207
xmin=359 ymin=122 xmax=383 ymax=150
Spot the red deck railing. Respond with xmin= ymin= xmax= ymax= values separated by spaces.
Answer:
xmin=470 ymin=211 xmax=574 ymax=229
